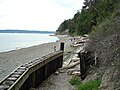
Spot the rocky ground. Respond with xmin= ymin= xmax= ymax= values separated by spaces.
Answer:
xmin=36 ymin=37 xmax=84 ymax=90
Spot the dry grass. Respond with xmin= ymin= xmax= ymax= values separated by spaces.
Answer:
xmin=84 ymin=15 xmax=120 ymax=90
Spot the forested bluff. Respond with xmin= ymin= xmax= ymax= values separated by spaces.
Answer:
xmin=56 ymin=0 xmax=120 ymax=90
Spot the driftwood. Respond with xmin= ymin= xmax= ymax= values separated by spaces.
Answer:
xmin=60 ymin=61 xmax=80 ymax=70
xmin=72 ymin=71 xmax=81 ymax=76
xmin=65 ymin=58 xmax=72 ymax=66
xmin=67 ymin=69 xmax=80 ymax=75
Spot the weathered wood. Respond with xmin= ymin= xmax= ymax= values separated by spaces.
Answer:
xmin=60 ymin=61 xmax=80 ymax=70
xmin=78 ymin=52 xmax=86 ymax=80
xmin=60 ymin=42 xmax=64 ymax=51
xmin=0 ymin=50 xmax=63 ymax=90
xmin=78 ymin=50 xmax=95 ymax=81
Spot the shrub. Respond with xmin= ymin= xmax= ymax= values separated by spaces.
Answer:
xmin=77 ymin=79 xmax=101 ymax=90
xmin=69 ymin=77 xmax=81 ymax=86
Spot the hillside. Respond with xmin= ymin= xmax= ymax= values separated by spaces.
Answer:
xmin=56 ymin=0 xmax=118 ymax=36
xmin=85 ymin=5 xmax=120 ymax=89
xmin=56 ymin=0 xmax=120 ymax=90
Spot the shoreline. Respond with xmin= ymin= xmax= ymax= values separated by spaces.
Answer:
xmin=0 ymin=35 xmax=73 ymax=81
xmin=0 ymin=33 xmax=57 ymax=53
xmin=0 ymin=34 xmax=69 ymax=54
xmin=0 ymin=41 xmax=58 ymax=54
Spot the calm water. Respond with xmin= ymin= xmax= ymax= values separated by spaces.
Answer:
xmin=0 ymin=33 xmax=58 ymax=52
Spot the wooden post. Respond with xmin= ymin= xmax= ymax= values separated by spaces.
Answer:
xmin=45 ymin=64 xmax=48 ymax=79
xmin=30 ymin=72 xmax=36 ymax=88
xmin=59 ymin=55 xmax=63 ymax=68
xmin=78 ymin=52 xmax=86 ymax=80
xmin=60 ymin=42 xmax=64 ymax=51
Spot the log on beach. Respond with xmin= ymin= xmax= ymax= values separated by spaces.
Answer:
xmin=60 ymin=61 xmax=80 ymax=70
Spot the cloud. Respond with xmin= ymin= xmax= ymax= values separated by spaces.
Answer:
xmin=0 ymin=0 xmax=84 ymax=31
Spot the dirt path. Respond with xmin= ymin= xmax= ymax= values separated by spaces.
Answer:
xmin=36 ymin=72 xmax=75 ymax=90
xmin=36 ymin=40 xmax=82 ymax=90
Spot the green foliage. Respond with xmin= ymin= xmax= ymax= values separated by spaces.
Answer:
xmin=75 ymin=0 xmax=117 ymax=35
xmin=69 ymin=77 xmax=101 ymax=90
xmin=69 ymin=77 xmax=81 ymax=86
xmin=87 ymin=14 xmax=120 ymax=67
xmin=77 ymin=79 xmax=101 ymax=90
xmin=57 ymin=0 xmax=119 ymax=36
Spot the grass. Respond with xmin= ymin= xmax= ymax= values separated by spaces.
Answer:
xmin=77 ymin=79 xmax=101 ymax=90
xmin=69 ymin=77 xmax=101 ymax=90
xmin=69 ymin=77 xmax=81 ymax=86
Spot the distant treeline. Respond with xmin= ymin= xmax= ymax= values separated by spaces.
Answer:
xmin=0 ymin=30 xmax=55 ymax=34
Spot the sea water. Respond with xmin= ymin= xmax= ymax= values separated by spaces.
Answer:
xmin=0 ymin=33 xmax=58 ymax=52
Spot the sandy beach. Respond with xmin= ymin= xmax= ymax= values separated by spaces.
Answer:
xmin=0 ymin=35 xmax=74 ymax=81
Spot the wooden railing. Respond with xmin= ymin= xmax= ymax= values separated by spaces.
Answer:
xmin=0 ymin=43 xmax=64 ymax=90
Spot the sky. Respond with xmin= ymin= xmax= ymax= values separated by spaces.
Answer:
xmin=0 ymin=0 xmax=84 ymax=31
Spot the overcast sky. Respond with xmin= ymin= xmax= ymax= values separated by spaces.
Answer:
xmin=0 ymin=0 xmax=84 ymax=31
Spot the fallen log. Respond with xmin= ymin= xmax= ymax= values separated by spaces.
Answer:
xmin=67 ymin=69 xmax=80 ymax=75
xmin=72 ymin=71 xmax=81 ymax=76
xmin=60 ymin=61 xmax=80 ymax=70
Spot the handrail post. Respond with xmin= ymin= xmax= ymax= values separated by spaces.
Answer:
xmin=60 ymin=42 xmax=64 ymax=51
xmin=78 ymin=51 xmax=86 ymax=80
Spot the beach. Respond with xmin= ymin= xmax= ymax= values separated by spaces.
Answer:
xmin=0 ymin=35 xmax=74 ymax=81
